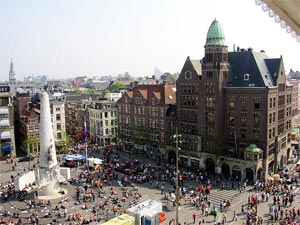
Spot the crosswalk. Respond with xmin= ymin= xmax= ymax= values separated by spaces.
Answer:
xmin=207 ymin=188 xmax=245 ymax=207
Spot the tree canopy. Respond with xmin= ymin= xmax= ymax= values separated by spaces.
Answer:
xmin=109 ymin=82 xmax=125 ymax=92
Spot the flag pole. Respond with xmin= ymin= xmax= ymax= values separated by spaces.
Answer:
xmin=84 ymin=117 xmax=88 ymax=168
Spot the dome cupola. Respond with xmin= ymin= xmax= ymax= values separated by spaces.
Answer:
xmin=205 ymin=19 xmax=227 ymax=47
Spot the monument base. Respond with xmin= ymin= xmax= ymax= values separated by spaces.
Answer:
xmin=41 ymin=180 xmax=59 ymax=196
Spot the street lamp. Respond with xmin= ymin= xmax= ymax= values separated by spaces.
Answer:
xmin=173 ymin=128 xmax=181 ymax=225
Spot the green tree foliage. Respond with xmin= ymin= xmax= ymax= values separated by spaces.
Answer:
xmin=109 ymin=82 xmax=125 ymax=92
xmin=163 ymin=72 xmax=177 ymax=82
xmin=87 ymin=88 xmax=94 ymax=94
xmin=133 ymin=125 xmax=149 ymax=146
xmin=102 ymin=89 xmax=111 ymax=97
xmin=56 ymin=134 xmax=72 ymax=154
xmin=123 ymin=71 xmax=132 ymax=81
xmin=23 ymin=136 xmax=39 ymax=158
xmin=205 ymin=135 xmax=227 ymax=158
xmin=71 ymin=87 xmax=81 ymax=93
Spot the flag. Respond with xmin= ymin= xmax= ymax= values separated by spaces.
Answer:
xmin=84 ymin=118 xmax=87 ymax=143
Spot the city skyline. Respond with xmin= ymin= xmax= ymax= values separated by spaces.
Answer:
xmin=0 ymin=0 xmax=299 ymax=81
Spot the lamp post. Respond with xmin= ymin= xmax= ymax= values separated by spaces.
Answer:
xmin=174 ymin=128 xmax=181 ymax=225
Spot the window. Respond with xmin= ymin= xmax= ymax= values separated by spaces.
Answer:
xmin=160 ymin=108 xmax=164 ymax=117
xmin=244 ymin=74 xmax=250 ymax=80
xmin=185 ymin=71 xmax=192 ymax=79
xmin=161 ymin=120 xmax=164 ymax=129
xmin=229 ymin=101 xmax=234 ymax=108
xmin=207 ymin=71 xmax=213 ymax=79
xmin=56 ymin=114 xmax=61 ymax=121
xmin=104 ymin=112 xmax=108 ymax=118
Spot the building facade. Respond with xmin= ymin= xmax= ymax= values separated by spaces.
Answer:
xmin=50 ymin=100 xmax=66 ymax=143
xmin=0 ymin=86 xmax=16 ymax=158
xmin=174 ymin=19 xmax=295 ymax=181
xmin=117 ymin=83 xmax=176 ymax=160
xmin=88 ymin=100 xmax=118 ymax=146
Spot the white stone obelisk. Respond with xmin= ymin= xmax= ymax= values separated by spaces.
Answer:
xmin=38 ymin=92 xmax=59 ymax=195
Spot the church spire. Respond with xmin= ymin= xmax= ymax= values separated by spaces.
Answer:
xmin=9 ymin=58 xmax=16 ymax=85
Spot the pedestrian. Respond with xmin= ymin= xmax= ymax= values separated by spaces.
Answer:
xmin=232 ymin=210 xmax=237 ymax=221
xmin=161 ymin=185 xmax=164 ymax=195
xmin=192 ymin=212 xmax=197 ymax=224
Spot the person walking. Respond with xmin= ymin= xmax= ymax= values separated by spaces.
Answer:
xmin=192 ymin=212 xmax=197 ymax=224
xmin=232 ymin=210 xmax=238 ymax=221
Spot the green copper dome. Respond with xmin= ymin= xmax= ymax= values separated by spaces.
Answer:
xmin=245 ymin=144 xmax=262 ymax=153
xmin=205 ymin=19 xmax=227 ymax=47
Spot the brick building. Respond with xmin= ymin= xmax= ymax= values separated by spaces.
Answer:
xmin=174 ymin=19 xmax=296 ymax=181
xmin=117 ymin=82 xmax=176 ymax=160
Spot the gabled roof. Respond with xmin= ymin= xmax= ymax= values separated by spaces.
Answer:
xmin=153 ymin=92 xmax=161 ymax=100
xmin=123 ymin=84 xmax=176 ymax=105
xmin=226 ymin=50 xmax=279 ymax=88
xmin=265 ymin=58 xmax=282 ymax=84
xmin=138 ymin=89 xmax=147 ymax=99
xmin=190 ymin=60 xmax=202 ymax=75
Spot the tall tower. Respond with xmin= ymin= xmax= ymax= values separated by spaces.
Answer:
xmin=202 ymin=19 xmax=230 ymax=138
xmin=38 ymin=92 xmax=60 ymax=195
xmin=9 ymin=59 xmax=16 ymax=95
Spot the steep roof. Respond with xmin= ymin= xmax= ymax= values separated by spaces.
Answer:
xmin=265 ymin=58 xmax=282 ymax=84
xmin=125 ymin=84 xmax=176 ymax=105
xmin=226 ymin=50 xmax=279 ymax=88
xmin=190 ymin=60 xmax=202 ymax=75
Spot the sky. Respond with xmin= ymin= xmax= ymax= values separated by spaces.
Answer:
xmin=0 ymin=0 xmax=299 ymax=81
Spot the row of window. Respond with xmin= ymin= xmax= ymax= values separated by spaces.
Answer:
xmin=90 ymin=111 xmax=117 ymax=119
xmin=119 ymin=105 xmax=165 ymax=117
xmin=179 ymin=84 xmax=197 ymax=94
xmin=122 ymin=128 xmax=165 ymax=142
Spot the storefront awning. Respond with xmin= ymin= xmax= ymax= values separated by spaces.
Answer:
xmin=0 ymin=119 xmax=9 ymax=127
xmin=0 ymin=108 xmax=9 ymax=115
xmin=1 ymin=131 xmax=10 ymax=139
xmin=256 ymin=0 xmax=300 ymax=42
xmin=1 ymin=144 xmax=11 ymax=153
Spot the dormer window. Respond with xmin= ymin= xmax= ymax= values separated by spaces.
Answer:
xmin=244 ymin=74 xmax=250 ymax=81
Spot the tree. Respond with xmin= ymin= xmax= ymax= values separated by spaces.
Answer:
xmin=133 ymin=125 xmax=149 ymax=148
xmin=123 ymin=72 xmax=132 ymax=81
xmin=162 ymin=72 xmax=179 ymax=82
xmin=56 ymin=134 xmax=72 ymax=154
xmin=102 ymin=89 xmax=111 ymax=97
xmin=109 ymin=82 xmax=125 ymax=92
xmin=87 ymin=88 xmax=94 ymax=94
xmin=71 ymin=87 xmax=81 ymax=93
xmin=205 ymin=135 xmax=227 ymax=158
xmin=23 ymin=136 xmax=40 ymax=168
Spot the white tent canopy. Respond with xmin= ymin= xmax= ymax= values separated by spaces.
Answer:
xmin=0 ymin=119 xmax=9 ymax=127
xmin=1 ymin=131 xmax=10 ymax=139
xmin=0 ymin=108 xmax=8 ymax=115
